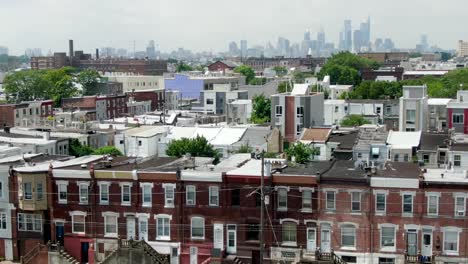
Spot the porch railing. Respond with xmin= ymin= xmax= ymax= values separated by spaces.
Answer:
xmin=315 ymin=249 xmax=347 ymax=264
xmin=20 ymin=243 xmax=47 ymax=264
xmin=404 ymin=253 xmax=435 ymax=264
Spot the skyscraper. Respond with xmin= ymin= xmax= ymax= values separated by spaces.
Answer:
xmin=353 ymin=30 xmax=363 ymax=53
xmin=359 ymin=16 xmax=371 ymax=49
xmin=304 ymin=29 xmax=311 ymax=41
xmin=240 ymin=40 xmax=247 ymax=57
xmin=344 ymin=20 xmax=352 ymax=51
xmin=146 ymin=40 xmax=156 ymax=59
xmin=228 ymin=41 xmax=239 ymax=56
xmin=317 ymin=28 xmax=325 ymax=51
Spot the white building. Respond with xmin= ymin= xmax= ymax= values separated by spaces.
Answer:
xmin=115 ymin=126 xmax=168 ymax=158
xmin=107 ymin=75 xmax=165 ymax=93
xmin=386 ymin=130 xmax=422 ymax=162
xmin=399 ymin=85 xmax=428 ymax=132
xmin=200 ymin=83 xmax=248 ymax=115
xmin=458 ymin=40 xmax=468 ymax=57
xmin=226 ymin=99 xmax=252 ymax=125
xmin=324 ymin=100 xmax=347 ymax=126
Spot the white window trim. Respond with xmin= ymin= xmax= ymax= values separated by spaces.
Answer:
xmin=339 ymin=222 xmax=358 ymax=250
xmin=400 ymin=191 xmax=416 ymax=217
xmin=155 ymin=214 xmax=172 ymax=241
xmin=119 ymin=182 xmax=132 ymax=206
xmin=77 ymin=181 xmax=90 ymax=205
xmin=323 ymin=189 xmax=337 ymax=212
xmin=425 ymin=192 xmax=440 ymax=217
xmin=98 ymin=181 xmax=110 ymax=205
xmin=276 ymin=187 xmax=289 ymax=212
xmin=374 ymin=190 xmax=389 ymax=215
xmin=209 ymin=186 xmax=219 ymax=207
xmin=0 ymin=180 xmax=4 ymax=199
xmin=17 ymin=213 xmax=42 ymax=232
xmin=69 ymin=211 xmax=87 ymax=235
xmin=56 ymin=180 xmax=69 ymax=204
xmin=281 ymin=220 xmax=298 ymax=247
xmin=299 ymin=187 xmax=314 ymax=213
xmin=102 ymin=212 xmax=119 ymax=238
xmin=349 ymin=191 xmax=362 ymax=213
xmin=186 ymin=185 xmax=196 ymax=206
xmin=442 ymin=226 xmax=462 ymax=256
xmin=163 ymin=183 xmax=176 ymax=208
xmin=140 ymin=183 xmax=154 ymax=207
xmin=378 ymin=223 xmax=399 ymax=252
xmin=191 ymin=216 xmax=205 ymax=240
xmin=453 ymin=193 xmax=467 ymax=217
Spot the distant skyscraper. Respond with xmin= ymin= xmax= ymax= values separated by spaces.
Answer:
xmin=353 ymin=30 xmax=363 ymax=53
xmin=0 ymin=46 xmax=8 ymax=56
xmin=344 ymin=20 xmax=352 ymax=51
xmin=240 ymin=40 xmax=247 ymax=57
xmin=117 ymin=48 xmax=128 ymax=58
xmin=304 ymin=29 xmax=311 ymax=41
xmin=317 ymin=28 xmax=325 ymax=51
xmin=277 ymin=37 xmax=290 ymax=57
xmin=421 ymin=34 xmax=429 ymax=51
xmin=228 ymin=41 xmax=239 ymax=56
xmin=359 ymin=16 xmax=371 ymax=48
xmin=383 ymin=38 xmax=395 ymax=51
xmin=146 ymin=40 xmax=156 ymax=59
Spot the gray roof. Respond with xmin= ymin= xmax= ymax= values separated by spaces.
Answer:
xmin=232 ymin=127 xmax=271 ymax=147
xmin=276 ymin=161 xmax=333 ymax=176
xmin=419 ymin=133 xmax=448 ymax=151
xmin=328 ymin=131 xmax=358 ymax=151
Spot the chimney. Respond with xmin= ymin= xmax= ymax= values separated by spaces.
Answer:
xmin=96 ymin=48 xmax=99 ymax=59
xmin=69 ymin=39 xmax=74 ymax=66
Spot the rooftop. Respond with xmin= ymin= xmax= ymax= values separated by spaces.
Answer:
xmin=299 ymin=128 xmax=332 ymax=144
xmin=424 ymin=169 xmax=468 ymax=184
xmin=328 ymin=130 xmax=359 ymax=151
xmin=277 ymin=161 xmax=333 ymax=176
xmin=355 ymin=125 xmax=388 ymax=147
xmin=419 ymin=132 xmax=448 ymax=151
xmin=428 ymin=98 xmax=451 ymax=106
xmin=386 ymin=130 xmax=422 ymax=149
xmin=124 ymin=126 xmax=168 ymax=138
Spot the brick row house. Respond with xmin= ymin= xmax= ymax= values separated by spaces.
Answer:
xmin=6 ymin=152 xmax=468 ymax=264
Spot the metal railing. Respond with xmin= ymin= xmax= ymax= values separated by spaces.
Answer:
xmin=315 ymin=249 xmax=347 ymax=264
xmin=404 ymin=253 xmax=435 ymax=264
xmin=20 ymin=243 xmax=47 ymax=264
xmin=100 ymin=239 xmax=170 ymax=264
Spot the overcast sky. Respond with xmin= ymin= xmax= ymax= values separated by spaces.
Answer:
xmin=1 ymin=0 xmax=467 ymax=55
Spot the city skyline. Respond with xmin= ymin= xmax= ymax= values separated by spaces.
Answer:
xmin=1 ymin=0 xmax=467 ymax=55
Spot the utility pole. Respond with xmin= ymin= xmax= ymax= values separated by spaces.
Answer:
xmin=259 ymin=150 xmax=265 ymax=263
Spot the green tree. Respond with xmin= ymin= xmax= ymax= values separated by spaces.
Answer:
xmin=166 ymin=136 xmax=219 ymax=162
xmin=234 ymin=65 xmax=255 ymax=84
xmin=42 ymin=67 xmax=78 ymax=107
xmin=286 ymin=142 xmax=313 ymax=164
xmin=237 ymin=144 xmax=253 ymax=153
xmin=273 ymin=66 xmax=288 ymax=77
xmin=251 ymin=94 xmax=271 ymax=124
xmin=93 ymin=146 xmax=123 ymax=156
xmin=69 ymin=139 xmax=94 ymax=157
xmin=277 ymin=81 xmax=291 ymax=93
xmin=341 ymin=115 xmax=371 ymax=127
xmin=176 ymin=63 xmax=193 ymax=72
xmin=77 ymin=69 xmax=101 ymax=96
xmin=292 ymin=71 xmax=314 ymax=84
xmin=249 ymin=77 xmax=267 ymax=85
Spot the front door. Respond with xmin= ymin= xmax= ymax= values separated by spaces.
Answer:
xmin=213 ymin=224 xmax=224 ymax=250
xmin=321 ymin=226 xmax=331 ymax=253
xmin=5 ymin=239 xmax=12 ymax=260
xmin=307 ymin=228 xmax=317 ymax=252
xmin=81 ymin=242 xmax=89 ymax=263
xmin=407 ymin=231 xmax=418 ymax=256
xmin=127 ymin=217 xmax=136 ymax=240
xmin=226 ymin=225 xmax=237 ymax=254
xmin=190 ymin=246 xmax=198 ymax=264
xmin=139 ymin=218 xmax=148 ymax=241
xmin=56 ymin=222 xmax=64 ymax=245
xmin=422 ymin=231 xmax=432 ymax=257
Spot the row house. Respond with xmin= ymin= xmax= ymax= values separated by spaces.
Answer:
xmin=0 ymin=100 xmax=54 ymax=128
xmin=61 ymin=95 xmax=127 ymax=121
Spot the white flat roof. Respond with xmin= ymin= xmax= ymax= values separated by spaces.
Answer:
xmin=404 ymin=71 xmax=448 ymax=75
xmin=291 ymin=84 xmax=309 ymax=95
xmin=15 ymin=155 xmax=104 ymax=172
xmin=424 ymin=169 xmax=468 ymax=184
xmin=387 ymin=130 xmax=421 ymax=148
xmin=325 ymin=99 xmax=346 ymax=104
xmin=211 ymin=127 xmax=247 ymax=146
xmin=124 ymin=126 xmax=168 ymax=137
xmin=428 ymin=98 xmax=451 ymax=106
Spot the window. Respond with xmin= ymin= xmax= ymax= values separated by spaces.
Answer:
xmin=326 ymin=191 xmax=336 ymax=210
xmin=206 ymin=99 xmax=214 ymax=105
xmin=454 ymin=155 xmax=461 ymax=167
xmin=402 ymin=194 xmax=413 ymax=214
xmin=164 ymin=184 xmax=175 ymax=208
xmin=121 ymin=184 xmax=131 ymax=206
xmin=0 ymin=213 xmax=6 ymax=230
xmin=341 ymin=225 xmax=356 ymax=248
xmin=423 ymin=154 xmax=430 ymax=164
xmin=36 ymin=183 xmax=43 ymax=201
xmin=99 ymin=183 xmax=109 ymax=204
xmin=246 ymin=224 xmax=259 ymax=240
xmin=191 ymin=217 xmax=205 ymax=239
xmin=381 ymin=226 xmax=395 ymax=248
xmin=209 ymin=186 xmax=219 ymax=206
xmin=335 ymin=106 xmax=339 ymax=113
xmin=79 ymin=184 xmax=88 ymax=204
xmin=141 ymin=183 xmax=153 ymax=207
xmin=376 ymin=193 xmax=386 ymax=213
xmin=72 ymin=214 xmax=86 ymax=234
xmin=0 ymin=182 xmax=3 ymax=199
xmin=277 ymin=188 xmax=287 ymax=211
xmin=231 ymin=189 xmax=240 ymax=206
xmin=427 ymin=195 xmax=439 ymax=216
xmin=138 ymin=140 xmax=142 ymax=146
xmin=453 ymin=113 xmax=464 ymax=124
xmin=18 ymin=213 xmax=42 ymax=232
xmin=455 ymin=196 xmax=466 ymax=216
xmin=296 ymin=124 xmax=303 ymax=135
xmin=443 ymin=229 xmax=459 ymax=254
xmin=186 ymin=185 xmax=196 ymax=206
xmin=296 ymin=106 xmax=304 ymax=117
xmin=379 ymin=258 xmax=395 ymax=264
xmin=156 ymin=215 xmax=171 ymax=240
xmin=23 ymin=183 xmax=32 ymax=200
xmin=58 ymin=183 xmax=67 ymax=204
xmin=275 ymin=106 xmax=283 ymax=116
xmin=282 ymin=222 xmax=297 ymax=244
xmin=403 ymin=154 xmax=409 ymax=162
xmin=302 ymin=189 xmax=312 ymax=211
xmin=351 ymin=192 xmax=361 ymax=212
xmin=376 ymin=107 xmax=381 ymax=114
xmin=104 ymin=214 xmax=118 ymax=237
xmin=406 ymin=109 xmax=416 ymax=124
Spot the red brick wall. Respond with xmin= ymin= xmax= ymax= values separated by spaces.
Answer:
xmin=285 ymin=96 xmax=296 ymax=142
xmin=0 ymin=105 xmax=15 ymax=127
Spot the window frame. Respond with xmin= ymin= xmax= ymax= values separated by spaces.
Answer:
xmin=163 ymin=184 xmax=175 ymax=208
xmin=277 ymin=187 xmax=288 ymax=211
xmin=351 ymin=192 xmax=361 ymax=212
xmin=275 ymin=105 xmax=283 ymax=117
xmin=99 ymin=182 xmax=110 ymax=205
xmin=36 ymin=183 xmax=43 ymax=201
xmin=401 ymin=192 xmax=414 ymax=216
xmin=120 ymin=183 xmax=132 ymax=206
xmin=155 ymin=214 xmax=171 ymax=241
xmin=57 ymin=181 xmax=68 ymax=204
xmin=186 ymin=185 xmax=196 ymax=206
xmin=341 ymin=224 xmax=356 ymax=249
xmin=17 ymin=213 xmax=42 ymax=232
xmin=0 ymin=212 xmax=6 ymax=230
xmin=375 ymin=191 xmax=388 ymax=215
xmin=454 ymin=154 xmax=461 ymax=167
xmin=454 ymin=195 xmax=466 ymax=217
xmin=191 ymin=217 xmax=205 ymax=240
xmin=103 ymin=213 xmax=119 ymax=238
xmin=140 ymin=183 xmax=153 ymax=207
xmin=281 ymin=222 xmax=297 ymax=245
xmin=452 ymin=113 xmax=464 ymax=124
xmin=23 ymin=182 xmax=33 ymax=200
xmin=70 ymin=211 xmax=86 ymax=235
xmin=209 ymin=186 xmax=219 ymax=207
xmin=426 ymin=193 xmax=440 ymax=216
xmin=325 ymin=190 xmax=336 ymax=211
xmin=300 ymin=188 xmax=313 ymax=212
xmin=443 ymin=227 xmax=461 ymax=255
xmin=78 ymin=182 xmax=89 ymax=205
xmin=380 ymin=225 xmax=397 ymax=252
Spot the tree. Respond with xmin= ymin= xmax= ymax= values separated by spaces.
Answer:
xmin=237 ymin=144 xmax=253 ymax=153
xmin=77 ymin=69 xmax=101 ymax=96
xmin=277 ymin=81 xmax=291 ymax=93
xmin=286 ymin=142 xmax=313 ymax=164
xmin=42 ymin=67 xmax=78 ymax=107
xmin=249 ymin=77 xmax=267 ymax=85
xmin=93 ymin=146 xmax=123 ymax=156
xmin=166 ymin=136 xmax=219 ymax=161
xmin=250 ymin=94 xmax=271 ymax=124
xmin=176 ymin=63 xmax=193 ymax=72
xmin=273 ymin=66 xmax=288 ymax=77
xmin=234 ymin=65 xmax=255 ymax=84
xmin=292 ymin=71 xmax=314 ymax=84
xmin=69 ymin=139 xmax=94 ymax=157
xmin=341 ymin=115 xmax=371 ymax=127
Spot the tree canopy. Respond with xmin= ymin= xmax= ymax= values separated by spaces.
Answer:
xmin=318 ymin=52 xmax=379 ymax=85
xmin=93 ymin=146 xmax=123 ymax=156
xmin=286 ymin=142 xmax=314 ymax=164
xmin=176 ymin=62 xmax=193 ymax=72
xmin=234 ymin=65 xmax=255 ymax=84
xmin=273 ymin=66 xmax=288 ymax=77
xmin=77 ymin=69 xmax=101 ymax=96
xmin=166 ymin=136 xmax=219 ymax=162
xmin=250 ymin=94 xmax=271 ymax=124
xmin=277 ymin=81 xmax=292 ymax=93
xmin=69 ymin=139 xmax=123 ymax=157
xmin=341 ymin=115 xmax=371 ymax=127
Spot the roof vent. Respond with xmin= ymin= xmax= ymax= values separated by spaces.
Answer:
xmin=80 ymin=164 xmax=87 ymax=169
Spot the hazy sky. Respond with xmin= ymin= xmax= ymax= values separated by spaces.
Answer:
xmin=1 ymin=0 xmax=467 ymax=55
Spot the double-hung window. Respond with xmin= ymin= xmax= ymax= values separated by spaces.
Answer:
xmin=351 ymin=192 xmax=361 ymax=212
xmin=277 ymin=187 xmax=288 ymax=211
xmin=341 ymin=224 xmax=356 ymax=248
xmin=454 ymin=155 xmax=461 ymax=167
xmin=455 ymin=195 xmax=466 ymax=217
xmin=443 ymin=228 xmax=460 ymax=255
xmin=453 ymin=113 xmax=464 ymax=124
xmin=164 ymin=184 xmax=175 ymax=208
xmin=103 ymin=213 xmax=119 ymax=237
xmin=380 ymin=226 xmax=396 ymax=250
xmin=426 ymin=193 xmax=439 ymax=216
xmin=36 ymin=183 xmax=43 ymax=201
xmin=402 ymin=193 xmax=414 ymax=215
xmin=301 ymin=188 xmax=312 ymax=212
xmin=191 ymin=217 xmax=205 ymax=239
xmin=275 ymin=106 xmax=283 ymax=117
xmin=282 ymin=222 xmax=297 ymax=244
xmin=209 ymin=186 xmax=219 ymax=207
xmin=99 ymin=182 xmax=110 ymax=205
xmin=70 ymin=211 xmax=86 ymax=234
xmin=375 ymin=191 xmax=387 ymax=214
xmin=79 ymin=183 xmax=89 ymax=205
xmin=121 ymin=183 xmax=131 ymax=206
xmin=23 ymin=182 xmax=32 ymax=200
xmin=156 ymin=215 xmax=171 ymax=240
xmin=186 ymin=185 xmax=196 ymax=206
xmin=141 ymin=183 xmax=153 ymax=207
xmin=57 ymin=181 xmax=68 ymax=204
xmin=326 ymin=190 xmax=336 ymax=211
xmin=0 ymin=213 xmax=6 ymax=230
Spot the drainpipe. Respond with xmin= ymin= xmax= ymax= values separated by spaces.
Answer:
xmin=368 ymin=176 xmax=374 ymax=264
